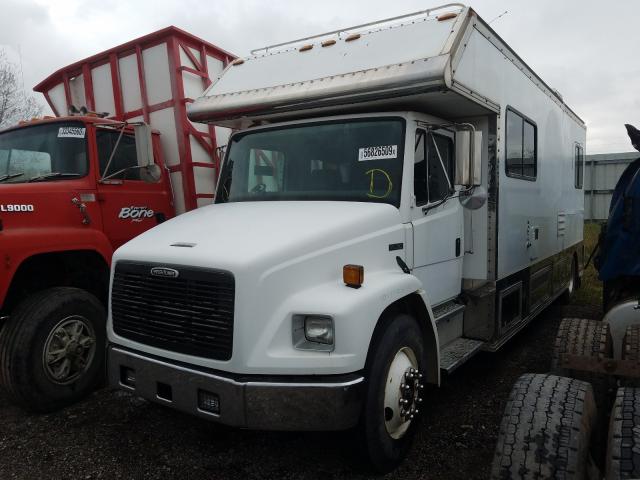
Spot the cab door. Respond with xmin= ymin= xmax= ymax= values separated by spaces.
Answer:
xmin=94 ymin=127 xmax=173 ymax=250
xmin=410 ymin=127 xmax=463 ymax=305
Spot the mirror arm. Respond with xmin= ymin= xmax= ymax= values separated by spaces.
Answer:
xmin=100 ymin=164 xmax=145 ymax=182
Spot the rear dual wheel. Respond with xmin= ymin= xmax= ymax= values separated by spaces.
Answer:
xmin=606 ymin=387 xmax=640 ymax=479
xmin=359 ymin=313 xmax=426 ymax=473
xmin=491 ymin=373 xmax=597 ymax=479
xmin=0 ymin=287 xmax=106 ymax=412
xmin=551 ymin=317 xmax=613 ymax=410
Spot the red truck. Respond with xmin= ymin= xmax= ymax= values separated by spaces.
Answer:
xmin=0 ymin=27 xmax=234 ymax=411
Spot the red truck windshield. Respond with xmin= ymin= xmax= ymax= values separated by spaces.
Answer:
xmin=216 ymin=118 xmax=406 ymax=207
xmin=0 ymin=121 xmax=88 ymax=183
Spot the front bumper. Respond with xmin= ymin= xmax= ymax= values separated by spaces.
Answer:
xmin=108 ymin=345 xmax=365 ymax=431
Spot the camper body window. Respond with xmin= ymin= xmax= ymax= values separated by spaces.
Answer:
xmin=505 ymin=108 xmax=537 ymax=180
xmin=575 ymin=144 xmax=584 ymax=189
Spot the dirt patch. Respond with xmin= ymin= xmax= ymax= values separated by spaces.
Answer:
xmin=0 ymin=302 xmax=599 ymax=480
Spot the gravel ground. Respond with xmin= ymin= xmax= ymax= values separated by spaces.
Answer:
xmin=0 ymin=303 xmax=601 ymax=480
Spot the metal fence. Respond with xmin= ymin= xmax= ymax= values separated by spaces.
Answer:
xmin=585 ymin=152 xmax=639 ymax=220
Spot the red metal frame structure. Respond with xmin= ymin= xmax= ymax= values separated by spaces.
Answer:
xmin=34 ymin=26 xmax=235 ymax=212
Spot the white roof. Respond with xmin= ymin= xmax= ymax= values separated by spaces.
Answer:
xmin=188 ymin=4 xmax=470 ymax=128
xmin=188 ymin=3 xmax=584 ymax=128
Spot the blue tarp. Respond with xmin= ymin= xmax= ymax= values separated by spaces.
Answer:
xmin=598 ymin=157 xmax=640 ymax=281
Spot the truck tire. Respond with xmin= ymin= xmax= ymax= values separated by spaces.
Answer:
xmin=358 ymin=313 xmax=426 ymax=473
xmin=0 ymin=287 xmax=105 ymax=412
xmin=621 ymin=325 xmax=640 ymax=387
xmin=491 ymin=373 xmax=597 ymax=479
xmin=551 ymin=317 xmax=613 ymax=410
xmin=606 ymin=387 xmax=640 ymax=479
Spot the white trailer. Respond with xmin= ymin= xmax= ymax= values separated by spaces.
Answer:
xmin=106 ymin=4 xmax=586 ymax=471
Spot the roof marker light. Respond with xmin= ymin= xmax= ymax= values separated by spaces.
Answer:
xmin=232 ymin=58 xmax=245 ymax=66
xmin=321 ymin=39 xmax=336 ymax=47
xmin=299 ymin=44 xmax=313 ymax=52
xmin=437 ymin=12 xmax=458 ymax=21
xmin=345 ymin=33 xmax=361 ymax=42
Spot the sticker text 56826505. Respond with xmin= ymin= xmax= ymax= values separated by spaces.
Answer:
xmin=358 ymin=145 xmax=398 ymax=161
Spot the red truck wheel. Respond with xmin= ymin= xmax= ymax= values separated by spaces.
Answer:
xmin=0 ymin=287 xmax=106 ymax=412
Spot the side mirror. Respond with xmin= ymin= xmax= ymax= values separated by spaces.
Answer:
xmin=140 ymin=164 xmax=162 ymax=183
xmin=455 ymin=130 xmax=483 ymax=186
xmin=134 ymin=123 xmax=154 ymax=167
xmin=459 ymin=185 xmax=487 ymax=210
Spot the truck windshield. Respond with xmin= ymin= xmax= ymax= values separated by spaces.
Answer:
xmin=217 ymin=118 xmax=405 ymax=207
xmin=0 ymin=122 xmax=88 ymax=184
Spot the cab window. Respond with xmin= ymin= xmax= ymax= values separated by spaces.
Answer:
xmin=414 ymin=129 xmax=454 ymax=205
xmin=506 ymin=108 xmax=537 ymax=180
xmin=97 ymin=129 xmax=141 ymax=180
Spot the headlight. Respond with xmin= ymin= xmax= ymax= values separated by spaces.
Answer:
xmin=292 ymin=315 xmax=334 ymax=351
xmin=305 ymin=316 xmax=334 ymax=344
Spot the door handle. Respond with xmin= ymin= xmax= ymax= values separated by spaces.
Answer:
xmin=71 ymin=197 xmax=91 ymax=225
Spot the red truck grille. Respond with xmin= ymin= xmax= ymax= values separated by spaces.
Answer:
xmin=111 ymin=261 xmax=234 ymax=361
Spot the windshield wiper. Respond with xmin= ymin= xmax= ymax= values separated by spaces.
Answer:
xmin=0 ymin=172 xmax=24 ymax=182
xmin=28 ymin=172 xmax=82 ymax=183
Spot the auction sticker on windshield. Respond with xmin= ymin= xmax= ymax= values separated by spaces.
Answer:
xmin=58 ymin=127 xmax=86 ymax=139
xmin=358 ymin=145 xmax=398 ymax=161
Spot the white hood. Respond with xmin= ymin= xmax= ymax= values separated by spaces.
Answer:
xmin=113 ymin=201 xmax=402 ymax=271
xmin=109 ymin=200 xmax=411 ymax=375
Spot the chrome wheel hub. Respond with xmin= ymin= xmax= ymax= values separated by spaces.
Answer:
xmin=384 ymin=347 xmax=424 ymax=439
xmin=42 ymin=315 xmax=96 ymax=385
xmin=568 ymin=271 xmax=575 ymax=295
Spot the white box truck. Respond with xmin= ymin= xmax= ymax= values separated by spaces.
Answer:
xmin=106 ymin=4 xmax=586 ymax=471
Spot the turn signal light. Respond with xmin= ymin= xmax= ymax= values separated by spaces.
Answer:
xmin=343 ymin=264 xmax=364 ymax=289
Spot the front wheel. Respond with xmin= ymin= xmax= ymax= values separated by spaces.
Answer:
xmin=0 ymin=287 xmax=106 ymax=412
xmin=358 ymin=313 xmax=426 ymax=473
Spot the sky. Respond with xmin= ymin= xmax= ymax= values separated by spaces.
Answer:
xmin=1 ymin=0 xmax=638 ymax=154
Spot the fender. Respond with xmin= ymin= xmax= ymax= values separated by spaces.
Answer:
xmin=252 ymin=269 xmax=439 ymax=379
xmin=603 ymin=299 xmax=640 ymax=360
xmin=0 ymin=227 xmax=113 ymax=308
